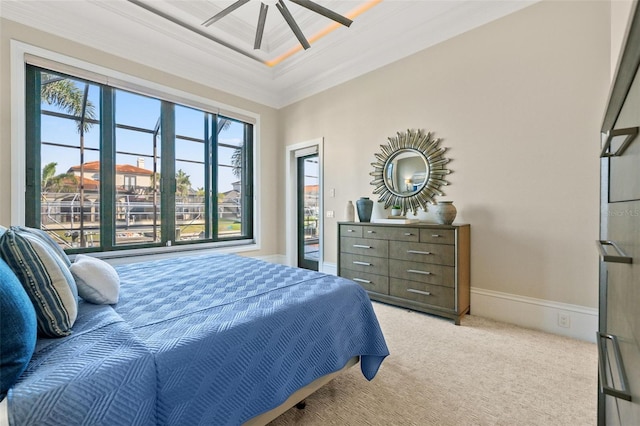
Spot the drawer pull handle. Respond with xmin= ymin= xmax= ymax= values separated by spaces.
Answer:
xmin=404 ymin=232 xmax=414 ymax=236
xmin=597 ymin=332 xmax=632 ymax=401
xmin=407 ymin=250 xmax=431 ymax=255
xmin=353 ymin=244 xmax=372 ymax=249
xmin=596 ymin=240 xmax=633 ymax=264
xmin=347 ymin=229 xmax=355 ymax=233
xmin=367 ymin=230 xmax=376 ymax=234
xmin=353 ymin=261 xmax=372 ymax=266
xmin=353 ymin=278 xmax=372 ymax=284
xmin=407 ymin=289 xmax=431 ymax=296
xmin=407 ymin=269 xmax=431 ymax=275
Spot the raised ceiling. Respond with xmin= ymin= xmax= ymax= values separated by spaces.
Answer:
xmin=0 ymin=0 xmax=537 ymax=108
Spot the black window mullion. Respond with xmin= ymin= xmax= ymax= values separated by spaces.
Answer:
xmin=211 ymin=115 xmax=219 ymax=240
xmin=101 ymin=86 xmax=115 ymax=251
xmin=204 ymin=113 xmax=212 ymax=240
xmin=243 ymin=123 xmax=254 ymax=239
xmin=25 ymin=66 xmax=41 ymax=228
xmin=161 ymin=101 xmax=176 ymax=245
xmin=27 ymin=64 xmax=254 ymax=253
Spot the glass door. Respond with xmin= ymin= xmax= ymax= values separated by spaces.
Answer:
xmin=297 ymin=154 xmax=319 ymax=271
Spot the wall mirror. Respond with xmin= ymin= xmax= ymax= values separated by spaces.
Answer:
xmin=370 ymin=129 xmax=451 ymax=215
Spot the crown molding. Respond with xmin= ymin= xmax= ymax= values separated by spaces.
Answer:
xmin=0 ymin=0 xmax=538 ymax=109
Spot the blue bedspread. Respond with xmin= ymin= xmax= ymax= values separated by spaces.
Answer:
xmin=7 ymin=303 xmax=157 ymax=425
xmin=115 ymin=254 xmax=389 ymax=425
xmin=7 ymin=254 xmax=389 ymax=425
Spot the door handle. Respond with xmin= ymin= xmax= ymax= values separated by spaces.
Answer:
xmin=596 ymin=240 xmax=633 ymax=264
xmin=601 ymin=127 xmax=639 ymax=157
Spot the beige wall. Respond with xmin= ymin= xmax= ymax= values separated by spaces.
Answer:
xmin=281 ymin=0 xmax=610 ymax=308
xmin=0 ymin=17 xmax=282 ymax=257
xmin=0 ymin=1 xmax=618 ymax=310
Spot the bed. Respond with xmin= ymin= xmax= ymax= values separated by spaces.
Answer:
xmin=0 ymin=253 xmax=389 ymax=425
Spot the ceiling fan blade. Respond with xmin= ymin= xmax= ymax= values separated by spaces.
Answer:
xmin=276 ymin=0 xmax=310 ymax=49
xmin=202 ymin=0 xmax=250 ymax=27
xmin=254 ymin=3 xmax=269 ymax=49
xmin=289 ymin=0 xmax=352 ymax=27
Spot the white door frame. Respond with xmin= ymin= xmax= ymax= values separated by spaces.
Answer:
xmin=285 ymin=138 xmax=324 ymax=270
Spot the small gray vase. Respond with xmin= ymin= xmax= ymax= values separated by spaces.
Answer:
xmin=432 ymin=201 xmax=457 ymax=225
xmin=356 ymin=197 xmax=373 ymax=222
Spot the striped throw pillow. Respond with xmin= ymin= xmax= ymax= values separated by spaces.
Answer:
xmin=14 ymin=226 xmax=71 ymax=267
xmin=0 ymin=227 xmax=78 ymax=337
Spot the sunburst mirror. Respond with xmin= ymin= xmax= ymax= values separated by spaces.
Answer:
xmin=369 ymin=129 xmax=451 ymax=216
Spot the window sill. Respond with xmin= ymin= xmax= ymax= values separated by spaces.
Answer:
xmin=72 ymin=239 xmax=259 ymax=265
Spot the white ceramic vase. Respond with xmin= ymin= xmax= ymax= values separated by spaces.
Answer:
xmin=345 ymin=200 xmax=355 ymax=222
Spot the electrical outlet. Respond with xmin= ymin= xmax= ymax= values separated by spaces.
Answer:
xmin=326 ymin=210 xmax=335 ymax=218
xmin=330 ymin=188 xmax=336 ymax=197
xmin=558 ymin=313 xmax=571 ymax=328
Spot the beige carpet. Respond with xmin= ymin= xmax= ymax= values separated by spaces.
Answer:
xmin=269 ymin=302 xmax=597 ymax=426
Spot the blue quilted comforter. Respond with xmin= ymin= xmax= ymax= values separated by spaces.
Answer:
xmin=7 ymin=254 xmax=389 ymax=425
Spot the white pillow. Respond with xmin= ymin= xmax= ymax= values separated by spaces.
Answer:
xmin=70 ymin=255 xmax=120 ymax=304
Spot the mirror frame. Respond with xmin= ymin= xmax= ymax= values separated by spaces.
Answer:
xmin=370 ymin=129 xmax=451 ymax=216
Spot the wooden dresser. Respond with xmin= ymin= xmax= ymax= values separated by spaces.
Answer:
xmin=337 ymin=222 xmax=470 ymax=325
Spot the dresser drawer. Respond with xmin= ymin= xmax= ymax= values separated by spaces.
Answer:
xmin=389 ymin=260 xmax=454 ymax=287
xmin=340 ymin=253 xmax=389 ymax=276
xmin=390 ymin=278 xmax=454 ymax=310
xmin=340 ymin=268 xmax=389 ymax=294
xmin=340 ymin=224 xmax=363 ymax=238
xmin=341 ymin=237 xmax=388 ymax=258
xmin=420 ymin=229 xmax=455 ymax=245
xmin=389 ymin=241 xmax=455 ymax=266
xmin=361 ymin=226 xmax=419 ymax=242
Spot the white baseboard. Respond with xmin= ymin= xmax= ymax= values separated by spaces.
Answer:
xmin=256 ymin=254 xmax=287 ymax=265
xmin=470 ymin=288 xmax=598 ymax=343
xmin=321 ymin=260 xmax=597 ymax=342
xmin=321 ymin=262 xmax=337 ymax=276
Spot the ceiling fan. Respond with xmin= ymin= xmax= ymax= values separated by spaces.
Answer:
xmin=202 ymin=0 xmax=353 ymax=50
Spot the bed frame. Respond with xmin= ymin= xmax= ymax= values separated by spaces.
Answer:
xmin=244 ymin=356 xmax=359 ymax=425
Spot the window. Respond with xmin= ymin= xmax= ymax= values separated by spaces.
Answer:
xmin=25 ymin=65 xmax=254 ymax=254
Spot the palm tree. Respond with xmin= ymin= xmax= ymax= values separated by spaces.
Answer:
xmin=42 ymin=162 xmax=58 ymax=190
xmin=40 ymin=73 xmax=97 ymax=247
xmin=41 ymin=73 xmax=96 ymax=133
xmin=175 ymin=169 xmax=192 ymax=198
xmin=41 ymin=162 xmax=78 ymax=193
xmin=231 ymin=148 xmax=242 ymax=179
xmin=218 ymin=117 xmax=242 ymax=179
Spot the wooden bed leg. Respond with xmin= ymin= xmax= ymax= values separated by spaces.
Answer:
xmin=295 ymin=400 xmax=306 ymax=410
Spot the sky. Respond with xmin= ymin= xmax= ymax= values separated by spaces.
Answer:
xmin=40 ymin=77 xmax=246 ymax=194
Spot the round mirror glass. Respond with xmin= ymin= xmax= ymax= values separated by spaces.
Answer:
xmin=383 ymin=149 xmax=429 ymax=196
